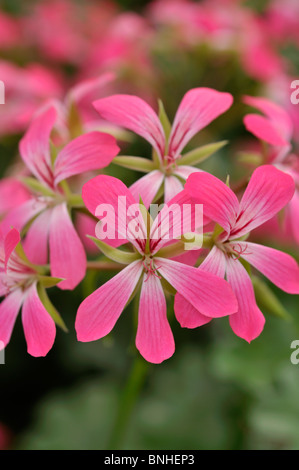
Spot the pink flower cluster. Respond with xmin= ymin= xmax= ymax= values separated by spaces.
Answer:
xmin=1 ymin=0 xmax=299 ymax=364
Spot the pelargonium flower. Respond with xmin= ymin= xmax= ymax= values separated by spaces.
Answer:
xmin=243 ymin=95 xmax=293 ymax=160
xmin=0 ymin=228 xmax=65 ymax=356
xmin=243 ymin=96 xmax=299 ymax=244
xmin=93 ymin=88 xmax=233 ymax=205
xmin=0 ymin=60 xmax=63 ymax=136
xmin=75 ymin=175 xmax=238 ymax=364
xmin=180 ymin=165 xmax=299 ymax=342
xmin=42 ymin=72 xmax=128 ymax=143
xmin=0 ymin=105 xmax=119 ymax=290
xmin=0 ymin=177 xmax=30 ymax=219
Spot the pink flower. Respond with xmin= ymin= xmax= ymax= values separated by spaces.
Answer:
xmin=75 ymin=175 xmax=237 ymax=364
xmin=43 ymin=72 xmax=121 ymax=140
xmin=243 ymin=95 xmax=293 ymax=160
xmin=22 ymin=0 xmax=88 ymax=64
xmin=1 ymin=106 xmax=119 ymax=290
xmin=182 ymin=165 xmax=299 ymax=342
xmin=243 ymin=96 xmax=299 ymax=245
xmin=93 ymin=88 xmax=233 ymax=205
xmin=0 ymin=229 xmax=57 ymax=356
xmin=0 ymin=11 xmax=20 ymax=49
xmin=0 ymin=178 xmax=30 ymax=218
xmin=0 ymin=60 xmax=63 ymax=136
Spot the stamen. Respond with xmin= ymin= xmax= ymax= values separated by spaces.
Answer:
xmin=231 ymin=243 xmax=252 ymax=261
xmin=164 ymin=155 xmax=178 ymax=171
xmin=142 ymin=258 xmax=161 ymax=282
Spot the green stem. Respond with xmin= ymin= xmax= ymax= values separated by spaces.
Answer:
xmin=107 ymin=356 xmax=149 ymax=450
xmin=86 ymin=261 xmax=122 ymax=271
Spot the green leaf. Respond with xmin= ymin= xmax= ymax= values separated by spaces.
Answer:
xmin=37 ymin=283 xmax=68 ymax=332
xmin=68 ymin=101 xmax=84 ymax=139
xmin=152 ymin=147 xmax=161 ymax=168
xmin=152 ymin=181 xmax=165 ymax=203
xmin=113 ymin=156 xmax=157 ymax=173
xmin=67 ymin=193 xmax=84 ymax=208
xmin=178 ymin=141 xmax=228 ymax=166
xmin=252 ymin=275 xmax=292 ymax=321
xmin=22 ymin=177 xmax=55 ymax=197
xmin=158 ymin=99 xmax=171 ymax=143
xmin=50 ymin=140 xmax=58 ymax=166
xmin=14 ymin=242 xmax=46 ymax=274
xmin=37 ymin=276 xmax=64 ymax=288
xmin=97 ymin=125 xmax=133 ymax=143
xmin=156 ymin=240 xmax=187 ymax=258
xmin=237 ymin=151 xmax=263 ymax=166
xmin=88 ymin=236 xmax=141 ymax=265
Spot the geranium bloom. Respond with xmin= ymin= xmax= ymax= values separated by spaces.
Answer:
xmin=0 ymin=178 xmax=30 ymax=219
xmin=0 ymin=229 xmax=58 ymax=356
xmin=0 ymin=60 xmax=63 ymax=136
xmin=243 ymin=96 xmax=299 ymax=244
xmin=0 ymin=106 xmax=119 ymax=290
xmin=75 ymin=175 xmax=237 ymax=364
xmin=180 ymin=165 xmax=299 ymax=342
xmin=93 ymin=88 xmax=233 ymax=205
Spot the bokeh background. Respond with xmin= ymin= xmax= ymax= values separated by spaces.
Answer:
xmin=0 ymin=0 xmax=299 ymax=450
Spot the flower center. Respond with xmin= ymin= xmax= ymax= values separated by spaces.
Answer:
xmin=142 ymin=256 xmax=161 ymax=282
xmin=163 ymin=155 xmax=178 ymax=175
xmin=228 ymin=242 xmax=252 ymax=260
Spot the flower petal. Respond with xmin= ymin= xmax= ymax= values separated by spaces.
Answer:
xmin=149 ymin=189 xmax=201 ymax=254
xmin=185 ymin=171 xmax=239 ymax=233
xmin=174 ymin=294 xmax=212 ymax=329
xmin=66 ymin=72 xmax=115 ymax=104
xmin=49 ymin=203 xmax=86 ymax=290
xmin=168 ymin=88 xmax=233 ymax=159
xmin=19 ymin=106 xmax=56 ymax=189
xmin=21 ymin=283 xmax=56 ymax=357
xmin=23 ymin=209 xmax=52 ymax=265
xmin=93 ymin=94 xmax=165 ymax=160
xmin=174 ymin=245 xmax=226 ymax=329
xmin=156 ymin=257 xmax=237 ymax=318
xmin=54 ymin=131 xmax=119 ymax=185
xmin=164 ymin=175 xmax=184 ymax=203
xmin=0 ymin=178 xmax=30 ymax=215
xmin=200 ymin=245 xmax=227 ymax=278
xmin=233 ymin=165 xmax=295 ymax=238
xmin=243 ymin=95 xmax=293 ymax=145
xmin=136 ymin=273 xmax=174 ymax=363
xmin=0 ymin=289 xmax=24 ymax=347
xmin=226 ymin=256 xmax=265 ymax=343
xmin=82 ymin=175 xmax=147 ymax=252
xmin=129 ymin=170 xmax=164 ymax=209
xmin=0 ymin=198 xmax=48 ymax=236
xmin=244 ymin=114 xmax=289 ymax=147
xmin=236 ymin=241 xmax=299 ymax=294
xmin=174 ymin=165 xmax=202 ymax=180
xmin=4 ymin=228 xmax=20 ymax=270
xmin=76 ymin=260 xmax=143 ymax=342
xmin=284 ymin=190 xmax=299 ymax=245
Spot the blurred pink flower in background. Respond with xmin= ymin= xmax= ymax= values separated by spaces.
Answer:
xmin=0 ymin=60 xmax=63 ymax=136
xmin=0 ymin=11 xmax=20 ymax=49
xmin=243 ymin=96 xmax=299 ymax=245
xmin=0 ymin=106 xmax=119 ymax=290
